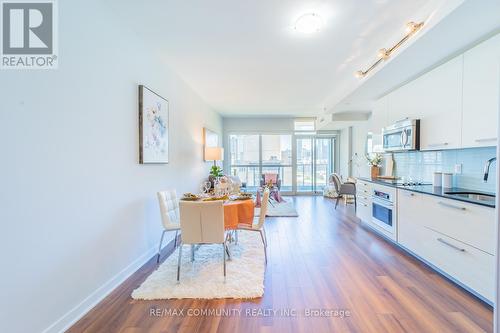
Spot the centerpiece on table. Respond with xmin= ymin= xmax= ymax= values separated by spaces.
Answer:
xmin=208 ymin=165 xmax=224 ymax=189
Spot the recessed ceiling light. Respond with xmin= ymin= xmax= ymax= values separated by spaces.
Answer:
xmin=294 ymin=13 xmax=323 ymax=34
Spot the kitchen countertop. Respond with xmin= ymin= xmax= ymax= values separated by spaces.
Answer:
xmin=357 ymin=177 xmax=496 ymax=208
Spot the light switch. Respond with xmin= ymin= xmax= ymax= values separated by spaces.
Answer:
xmin=454 ymin=163 xmax=462 ymax=174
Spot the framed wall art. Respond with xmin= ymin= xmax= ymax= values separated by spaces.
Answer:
xmin=139 ymin=85 xmax=169 ymax=164
xmin=203 ymin=127 xmax=219 ymax=161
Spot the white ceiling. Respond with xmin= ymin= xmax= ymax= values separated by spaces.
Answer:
xmin=107 ymin=0 xmax=478 ymax=117
xmin=330 ymin=0 xmax=500 ymax=116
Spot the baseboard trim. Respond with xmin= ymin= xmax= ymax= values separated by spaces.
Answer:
xmin=42 ymin=237 xmax=177 ymax=333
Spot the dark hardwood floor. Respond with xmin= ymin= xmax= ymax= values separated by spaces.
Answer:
xmin=68 ymin=196 xmax=493 ymax=333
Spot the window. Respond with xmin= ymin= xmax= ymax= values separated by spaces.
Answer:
xmin=228 ymin=134 xmax=292 ymax=192
xmin=261 ymin=135 xmax=292 ymax=191
xmin=228 ymin=134 xmax=260 ymax=188
xmin=228 ymin=131 xmax=337 ymax=194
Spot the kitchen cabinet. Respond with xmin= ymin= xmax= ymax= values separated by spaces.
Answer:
xmin=387 ymin=75 xmax=423 ymax=125
xmin=355 ymin=180 xmax=372 ymax=223
xmin=376 ymin=32 xmax=500 ymax=151
xmin=387 ymin=56 xmax=463 ymax=150
xmin=398 ymin=189 xmax=495 ymax=301
xmin=462 ymin=33 xmax=500 ymax=148
xmin=417 ymin=56 xmax=463 ymax=150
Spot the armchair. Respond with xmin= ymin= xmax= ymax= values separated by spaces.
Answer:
xmin=260 ymin=173 xmax=281 ymax=190
xmin=331 ymin=173 xmax=356 ymax=211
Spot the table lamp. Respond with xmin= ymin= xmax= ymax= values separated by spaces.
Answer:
xmin=205 ymin=147 xmax=224 ymax=167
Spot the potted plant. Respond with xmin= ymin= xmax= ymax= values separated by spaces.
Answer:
xmin=366 ymin=153 xmax=382 ymax=179
xmin=208 ymin=165 xmax=223 ymax=189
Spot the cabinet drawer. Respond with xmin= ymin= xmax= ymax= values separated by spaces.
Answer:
xmin=356 ymin=188 xmax=371 ymax=197
xmin=356 ymin=193 xmax=371 ymax=203
xmin=356 ymin=200 xmax=371 ymax=222
xmin=399 ymin=220 xmax=494 ymax=301
xmin=398 ymin=189 xmax=495 ymax=254
xmin=356 ymin=180 xmax=371 ymax=196
xmin=356 ymin=180 xmax=371 ymax=189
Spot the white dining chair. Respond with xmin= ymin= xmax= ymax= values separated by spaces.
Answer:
xmin=238 ymin=188 xmax=269 ymax=264
xmin=177 ymin=200 xmax=228 ymax=282
xmin=156 ymin=190 xmax=181 ymax=263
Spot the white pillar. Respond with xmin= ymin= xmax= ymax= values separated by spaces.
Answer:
xmin=494 ymin=56 xmax=500 ymax=333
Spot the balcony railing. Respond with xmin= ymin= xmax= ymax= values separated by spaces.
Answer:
xmin=229 ymin=164 xmax=292 ymax=191
xmin=230 ymin=162 xmax=330 ymax=192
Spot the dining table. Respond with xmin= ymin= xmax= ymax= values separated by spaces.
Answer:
xmin=181 ymin=197 xmax=255 ymax=229
xmin=222 ymin=199 xmax=255 ymax=229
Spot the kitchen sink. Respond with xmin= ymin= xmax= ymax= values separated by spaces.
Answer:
xmin=444 ymin=191 xmax=496 ymax=202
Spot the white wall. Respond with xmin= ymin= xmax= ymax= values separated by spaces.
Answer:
xmin=351 ymin=122 xmax=370 ymax=178
xmin=0 ymin=1 xmax=221 ymax=332
xmin=338 ymin=127 xmax=350 ymax=178
xmin=338 ymin=124 xmax=369 ymax=179
xmin=223 ymin=117 xmax=294 ymax=133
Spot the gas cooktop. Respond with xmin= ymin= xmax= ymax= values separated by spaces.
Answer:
xmin=372 ymin=178 xmax=431 ymax=187
xmin=396 ymin=181 xmax=431 ymax=187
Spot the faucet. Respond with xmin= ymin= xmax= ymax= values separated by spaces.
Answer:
xmin=483 ymin=157 xmax=496 ymax=182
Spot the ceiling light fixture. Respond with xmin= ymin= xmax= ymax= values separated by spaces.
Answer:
xmin=294 ymin=13 xmax=323 ymax=34
xmin=377 ymin=48 xmax=390 ymax=60
xmin=355 ymin=21 xmax=424 ymax=78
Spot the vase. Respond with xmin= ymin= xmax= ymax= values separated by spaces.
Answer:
xmin=370 ymin=166 xmax=379 ymax=179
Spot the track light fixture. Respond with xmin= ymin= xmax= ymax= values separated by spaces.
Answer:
xmin=355 ymin=21 xmax=424 ymax=78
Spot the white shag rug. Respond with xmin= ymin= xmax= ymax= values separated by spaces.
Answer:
xmin=132 ymin=231 xmax=265 ymax=300
xmin=256 ymin=199 xmax=299 ymax=217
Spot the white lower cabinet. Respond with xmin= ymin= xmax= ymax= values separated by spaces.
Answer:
xmin=398 ymin=189 xmax=495 ymax=302
xmin=356 ymin=180 xmax=372 ymax=223
xmin=356 ymin=199 xmax=371 ymax=223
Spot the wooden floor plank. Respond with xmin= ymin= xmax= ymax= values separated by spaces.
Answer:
xmin=68 ymin=196 xmax=493 ymax=333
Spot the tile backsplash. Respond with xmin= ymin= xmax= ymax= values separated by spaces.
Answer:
xmin=388 ymin=147 xmax=497 ymax=192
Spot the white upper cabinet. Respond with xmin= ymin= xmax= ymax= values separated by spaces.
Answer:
xmin=417 ymin=56 xmax=463 ymax=150
xmin=462 ymin=33 xmax=500 ymax=148
xmin=374 ymin=32 xmax=499 ymax=151
xmin=387 ymin=74 xmax=424 ymax=124
xmin=387 ymin=56 xmax=463 ymax=150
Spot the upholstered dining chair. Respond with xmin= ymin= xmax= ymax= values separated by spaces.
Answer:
xmin=238 ymin=188 xmax=269 ymax=264
xmin=156 ymin=190 xmax=181 ymax=263
xmin=331 ymin=174 xmax=357 ymax=212
xmin=177 ymin=200 xmax=228 ymax=282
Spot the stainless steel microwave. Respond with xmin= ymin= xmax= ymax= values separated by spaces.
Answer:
xmin=382 ymin=119 xmax=420 ymax=152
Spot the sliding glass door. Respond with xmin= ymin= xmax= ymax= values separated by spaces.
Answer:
xmin=228 ymin=134 xmax=260 ymax=189
xmin=296 ymin=137 xmax=313 ymax=192
xmin=228 ymin=134 xmax=292 ymax=193
xmin=314 ymin=137 xmax=334 ymax=192
xmin=228 ymin=132 xmax=336 ymax=194
xmin=296 ymin=136 xmax=336 ymax=194
xmin=261 ymin=135 xmax=292 ymax=192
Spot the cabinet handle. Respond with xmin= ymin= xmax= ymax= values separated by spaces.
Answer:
xmin=427 ymin=142 xmax=449 ymax=147
xmin=475 ymin=137 xmax=497 ymax=142
xmin=438 ymin=201 xmax=466 ymax=211
xmin=395 ymin=117 xmax=409 ymax=123
xmin=437 ymin=238 xmax=466 ymax=252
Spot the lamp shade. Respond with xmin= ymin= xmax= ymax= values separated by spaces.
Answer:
xmin=205 ymin=147 xmax=224 ymax=161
